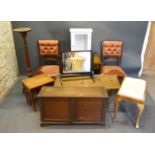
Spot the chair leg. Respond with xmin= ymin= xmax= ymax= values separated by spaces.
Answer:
xmin=112 ymin=95 xmax=121 ymax=121
xmin=135 ymin=104 xmax=144 ymax=128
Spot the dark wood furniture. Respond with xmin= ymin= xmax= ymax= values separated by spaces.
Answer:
xmin=38 ymin=87 xmax=108 ymax=126
xmin=22 ymin=74 xmax=54 ymax=111
xmin=14 ymin=27 xmax=32 ymax=77
xmin=93 ymin=54 xmax=102 ymax=74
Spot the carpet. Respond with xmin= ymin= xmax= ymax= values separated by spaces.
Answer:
xmin=0 ymin=76 xmax=155 ymax=133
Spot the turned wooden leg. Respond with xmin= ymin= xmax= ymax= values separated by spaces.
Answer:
xmin=22 ymin=84 xmax=25 ymax=94
xmin=23 ymin=86 xmax=31 ymax=105
xmin=28 ymin=90 xmax=36 ymax=112
xmin=112 ymin=95 xmax=121 ymax=121
xmin=135 ymin=103 xmax=144 ymax=128
xmin=25 ymin=90 xmax=31 ymax=104
xmin=26 ymin=88 xmax=31 ymax=104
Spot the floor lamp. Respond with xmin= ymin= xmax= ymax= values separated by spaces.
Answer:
xmin=14 ymin=27 xmax=32 ymax=77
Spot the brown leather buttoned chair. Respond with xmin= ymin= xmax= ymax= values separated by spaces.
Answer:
xmin=35 ymin=40 xmax=60 ymax=77
xmin=101 ymin=41 xmax=126 ymax=81
xmin=102 ymin=41 xmax=123 ymax=65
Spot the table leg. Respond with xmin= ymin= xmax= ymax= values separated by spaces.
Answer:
xmin=23 ymin=85 xmax=31 ymax=105
xmin=28 ymin=90 xmax=36 ymax=111
xmin=22 ymin=84 xmax=25 ymax=94
xmin=26 ymin=90 xmax=31 ymax=104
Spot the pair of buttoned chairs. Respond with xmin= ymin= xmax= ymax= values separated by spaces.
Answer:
xmin=35 ymin=40 xmax=126 ymax=79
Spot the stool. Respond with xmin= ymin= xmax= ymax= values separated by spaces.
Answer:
xmin=22 ymin=74 xmax=54 ymax=111
xmin=112 ymin=77 xmax=146 ymax=128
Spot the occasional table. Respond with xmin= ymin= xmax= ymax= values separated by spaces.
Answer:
xmin=22 ymin=74 xmax=54 ymax=111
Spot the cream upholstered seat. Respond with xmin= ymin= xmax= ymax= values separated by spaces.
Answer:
xmin=113 ymin=77 xmax=147 ymax=128
xmin=118 ymin=77 xmax=146 ymax=101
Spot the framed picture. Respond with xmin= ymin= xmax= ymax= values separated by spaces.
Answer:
xmin=60 ymin=50 xmax=93 ymax=77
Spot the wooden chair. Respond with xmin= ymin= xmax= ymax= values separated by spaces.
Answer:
xmin=101 ymin=41 xmax=126 ymax=81
xmin=102 ymin=41 xmax=123 ymax=65
xmin=35 ymin=40 xmax=60 ymax=77
xmin=112 ymin=77 xmax=147 ymax=128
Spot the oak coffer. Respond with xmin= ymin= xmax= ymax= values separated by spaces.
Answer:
xmin=38 ymin=86 xmax=108 ymax=126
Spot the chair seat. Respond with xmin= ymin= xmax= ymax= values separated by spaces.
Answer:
xmin=118 ymin=77 xmax=146 ymax=101
xmin=35 ymin=65 xmax=60 ymax=77
xmin=102 ymin=66 xmax=126 ymax=78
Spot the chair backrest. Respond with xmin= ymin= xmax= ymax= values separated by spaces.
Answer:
xmin=38 ymin=40 xmax=60 ymax=58
xmin=38 ymin=40 xmax=60 ymax=65
xmin=102 ymin=41 xmax=123 ymax=65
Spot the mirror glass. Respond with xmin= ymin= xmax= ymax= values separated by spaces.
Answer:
xmin=62 ymin=51 xmax=91 ymax=74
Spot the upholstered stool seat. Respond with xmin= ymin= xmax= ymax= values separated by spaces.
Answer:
xmin=102 ymin=66 xmax=126 ymax=80
xmin=112 ymin=77 xmax=146 ymax=128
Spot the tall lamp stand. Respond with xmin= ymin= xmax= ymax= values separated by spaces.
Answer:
xmin=14 ymin=27 xmax=32 ymax=77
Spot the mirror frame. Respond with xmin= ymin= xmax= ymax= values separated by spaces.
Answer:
xmin=60 ymin=50 xmax=93 ymax=78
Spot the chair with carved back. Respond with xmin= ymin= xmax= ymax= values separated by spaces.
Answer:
xmin=35 ymin=40 xmax=60 ymax=77
xmin=101 ymin=41 xmax=126 ymax=81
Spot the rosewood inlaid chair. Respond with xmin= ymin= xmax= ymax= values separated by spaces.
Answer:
xmin=35 ymin=40 xmax=60 ymax=77
xmin=112 ymin=77 xmax=146 ymax=128
xmin=101 ymin=41 xmax=126 ymax=80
